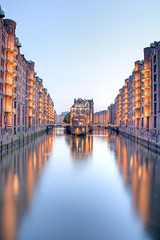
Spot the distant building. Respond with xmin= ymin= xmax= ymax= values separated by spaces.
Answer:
xmin=54 ymin=110 xmax=57 ymax=123
xmin=94 ymin=110 xmax=107 ymax=124
xmin=70 ymin=98 xmax=93 ymax=127
xmin=60 ymin=111 xmax=69 ymax=123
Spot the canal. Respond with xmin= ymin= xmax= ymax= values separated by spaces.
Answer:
xmin=0 ymin=128 xmax=160 ymax=240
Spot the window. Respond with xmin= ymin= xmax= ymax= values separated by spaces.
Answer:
xmin=0 ymin=98 xmax=3 ymax=127
xmin=154 ymin=116 xmax=156 ymax=128
xmin=0 ymin=83 xmax=3 ymax=92
xmin=1 ymin=46 xmax=5 ymax=55
xmin=2 ymin=34 xmax=5 ymax=43
xmin=154 ymin=103 xmax=157 ymax=115
xmin=142 ymin=118 xmax=144 ymax=128
xmin=1 ymin=70 xmax=4 ymax=79
xmin=10 ymin=27 xmax=14 ymax=34
xmin=1 ymin=58 xmax=4 ymax=67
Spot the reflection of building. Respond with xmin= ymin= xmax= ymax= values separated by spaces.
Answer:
xmin=0 ymin=132 xmax=54 ymax=240
xmin=107 ymin=131 xmax=160 ymax=238
xmin=69 ymin=135 xmax=93 ymax=160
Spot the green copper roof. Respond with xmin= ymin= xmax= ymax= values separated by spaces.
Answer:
xmin=17 ymin=42 xmax=22 ymax=47
xmin=0 ymin=10 xmax=5 ymax=18
xmin=150 ymin=43 xmax=155 ymax=48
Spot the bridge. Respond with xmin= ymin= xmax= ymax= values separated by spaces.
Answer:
xmin=92 ymin=123 xmax=118 ymax=129
xmin=46 ymin=123 xmax=118 ymax=131
xmin=46 ymin=123 xmax=69 ymax=129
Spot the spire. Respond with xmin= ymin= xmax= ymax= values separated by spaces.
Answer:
xmin=0 ymin=5 xmax=5 ymax=18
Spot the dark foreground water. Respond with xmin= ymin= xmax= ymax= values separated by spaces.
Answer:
xmin=0 ymin=128 xmax=160 ymax=240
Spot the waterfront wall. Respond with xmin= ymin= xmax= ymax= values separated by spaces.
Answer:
xmin=0 ymin=126 xmax=47 ymax=155
xmin=118 ymin=127 xmax=160 ymax=153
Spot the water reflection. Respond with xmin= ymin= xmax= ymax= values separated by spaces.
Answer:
xmin=1 ymin=128 xmax=160 ymax=240
xmin=0 ymin=132 xmax=54 ymax=240
xmin=52 ymin=127 xmax=66 ymax=136
xmin=66 ymin=135 xmax=93 ymax=160
xmin=107 ymin=130 xmax=160 ymax=240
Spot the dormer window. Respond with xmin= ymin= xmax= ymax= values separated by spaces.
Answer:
xmin=10 ymin=27 xmax=14 ymax=34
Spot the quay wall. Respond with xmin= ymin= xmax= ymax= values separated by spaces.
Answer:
xmin=117 ymin=127 xmax=160 ymax=154
xmin=0 ymin=126 xmax=49 ymax=155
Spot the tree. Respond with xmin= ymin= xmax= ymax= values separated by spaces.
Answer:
xmin=63 ymin=112 xmax=70 ymax=124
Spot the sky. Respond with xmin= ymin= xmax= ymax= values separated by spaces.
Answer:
xmin=1 ymin=0 xmax=160 ymax=113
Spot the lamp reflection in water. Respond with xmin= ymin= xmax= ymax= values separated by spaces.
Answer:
xmin=0 ymin=132 xmax=54 ymax=240
xmin=66 ymin=135 xmax=93 ymax=161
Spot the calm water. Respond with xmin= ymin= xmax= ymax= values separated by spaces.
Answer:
xmin=0 ymin=128 xmax=160 ymax=240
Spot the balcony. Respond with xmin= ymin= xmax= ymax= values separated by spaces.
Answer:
xmin=29 ymin=78 xmax=36 ymax=82
xmin=4 ymin=109 xmax=12 ymax=114
xmin=141 ymin=84 xmax=151 ymax=89
xmin=141 ymin=68 xmax=151 ymax=73
xmin=134 ymin=91 xmax=140 ymax=96
xmin=142 ymin=102 xmax=151 ymax=106
xmin=142 ymin=92 xmax=151 ymax=97
xmin=4 ymin=79 xmax=16 ymax=87
xmin=135 ymin=104 xmax=140 ymax=109
xmin=28 ymin=103 xmax=34 ymax=108
xmin=5 ymin=123 xmax=12 ymax=128
xmin=5 ymin=108 xmax=16 ymax=114
xmin=29 ymin=82 xmax=34 ymax=88
xmin=29 ymin=98 xmax=34 ymax=103
xmin=5 ymin=69 xmax=17 ymax=77
xmin=134 ymin=98 xmax=140 ymax=103
xmin=39 ymin=93 xmax=43 ymax=98
xmin=39 ymin=98 xmax=43 ymax=104
xmin=134 ymin=77 xmax=140 ymax=82
xmin=29 ymin=90 xmax=34 ymax=95
xmin=141 ymin=76 xmax=151 ymax=82
xmin=5 ymin=58 xmax=18 ymax=66
xmin=4 ymin=91 xmax=16 ymax=98
xmin=144 ymin=111 xmax=151 ymax=117
xmin=5 ymin=47 xmax=18 ymax=55
xmin=134 ymin=84 xmax=140 ymax=89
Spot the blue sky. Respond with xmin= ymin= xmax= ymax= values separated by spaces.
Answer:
xmin=2 ymin=0 xmax=160 ymax=113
